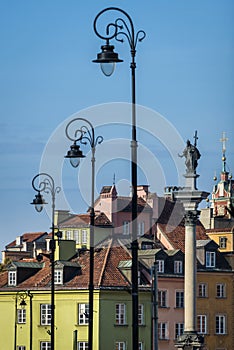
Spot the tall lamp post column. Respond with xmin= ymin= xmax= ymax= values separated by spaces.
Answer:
xmin=93 ymin=8 xmax=145 ymax=349
xmin=65 ymin=117 xmax=103 ymax=350
xmin=31 ymin=173 xmax=61 ymax=350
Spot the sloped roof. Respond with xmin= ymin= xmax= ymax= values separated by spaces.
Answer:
xmin=59 ymin=212 xmax=112 ymax=228
xmin=117 ymin=196 xmax=152 ymax=213
xmin=158 ymin=221 xmax=209 ymax=253
xmin=6 ymin=232 xmax=48 ymax=248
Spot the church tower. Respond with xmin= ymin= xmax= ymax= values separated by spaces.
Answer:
xmin=211 ymin=132 xmax=234 ymax=223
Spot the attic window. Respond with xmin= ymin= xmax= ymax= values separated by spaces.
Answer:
xmin=54 ymin=269 xmax=63 ymax=285
xmin=206 ymin=251 xmax=216 ymax=268
xmin=8 ymin=271 xmax=17 ymax=286
xmin=219 ymin=237 xmax=227 ymax=249
xmin=157 ymin=260 xmax=164 ymax=273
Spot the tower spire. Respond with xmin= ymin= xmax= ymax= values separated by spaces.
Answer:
xmin=220 ymin=131 xmax=228 ymax=173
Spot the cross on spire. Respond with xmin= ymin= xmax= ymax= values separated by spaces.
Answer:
xmin=193 ymin=130 xmax=198 ymax=147
xmin=220 ymin=132 xmax=228 ymax=153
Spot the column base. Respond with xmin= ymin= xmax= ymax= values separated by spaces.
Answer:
xmin=174 ymin=331 xmax=204 ymax=350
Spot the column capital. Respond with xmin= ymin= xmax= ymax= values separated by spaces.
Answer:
xmin=185 ymin=210 xmax=200 ymax=226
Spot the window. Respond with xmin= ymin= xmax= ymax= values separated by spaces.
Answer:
xmin=81 ymin=230 xmax=87 ymax=244
xmin=197 ymin=315 xmax=207 ymax=334
xmin=8 ymin=271 xmax=17 ymax=286
xmin=17 ymin=309 xmax=26 ymax=324
xmin=74 ymin=230 xmax=80 ymax=244
xmin=115 ymin=303 xmax=126 ymax=325
xmin=176 ymin=291 xmax=184 ymax=308
xmin=138 ymin=304 xmax=144 ymax=325
xmin=115 ymin=342 xmax=126 ymax=350
xmin=174 ymin=260 xmax=183 ymax=274
xmin=206 ymin=251 xmax=216 ymax=268
xmin=216 ymin=315 xmax=226 ymax=334
xmin=54 ymin=270 xmax=63 ymax=285
xmin=78 ymin=304 xmax=89 ymax=325
xmin=198 ymin=283 xmax=207 ymax=298
xmin=17 ymin=346 xmax=26 ymax=350
xmin=138 ymin=221 xmax=145 ymax=236
xmin=158 ymin=290 xmax=167 ymax=307
xmin=216 ymin=284 xmax=226 ymax=298
xmin=157 ymin=260 xmax=164 ymax=273
xmin=219 ymin=236 xmax=227 ymax=249
xmin=175 ymin=323 xmax=184 ymax=339
xmin=78 ymin=342 xmax=88 ymax=350
xmin=40 ymin=304 xmax=51 ymax=325
xmin=158 ymin=322 xmax=168 ymax=340
xmin=40 ymin=342 xmax=51 ymax=350
xmin=65 ymin=230 xmax=72 ymax=240
xmin=123 ymin=221 xmax=130 ymax=235
xmin=138 ymin=342 xmax=143 ymax=350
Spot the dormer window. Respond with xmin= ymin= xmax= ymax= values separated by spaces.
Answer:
xmin=206 ymin=251 xmax=216 ymax=268
xmin=157 ymin=260 xmax=164 ymax=273
xmin=54 ymin=269 xmax=63 ymax=284
xmin=219 ymin=236 xmax=227 ymax=249
xmin=174 ymin=260 xmax=183 ymax=274
xmin=8 ymin=271 xmax=17 ymax=286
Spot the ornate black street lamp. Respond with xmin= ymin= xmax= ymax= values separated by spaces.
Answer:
xmin=31 ymin=173 xmax=61 ymax=350
xmin=14 ymin=290 xmax=33 ymax=350
xmin=93 ymin=8 xmax=145 ymax=350
xmin=65 ymin=117 xmax=103 ymax=350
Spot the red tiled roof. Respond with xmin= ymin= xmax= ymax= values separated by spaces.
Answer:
xmin=158 ymin=221 xmax=209 ymax=252
xmin=6 ymin=232 xmax=48 ymax=248
xmin=59 ymin=212 xmax=112 ymax=228
xmin=117 ymin=196 xmax=152 ymax=213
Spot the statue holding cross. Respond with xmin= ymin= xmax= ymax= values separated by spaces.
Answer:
xmin=179 ymin=131 xmax=201 ymax=174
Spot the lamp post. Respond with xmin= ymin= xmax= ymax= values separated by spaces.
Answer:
xmin=65 ymin=117 xmax=103 ymax=350
xmin=93 ymin=8 xmax=145 ymax=349
xmin=31 ymin=173 xmax=61 ymax=350
xmin=14 ymin=290 xmax=33 ymax=350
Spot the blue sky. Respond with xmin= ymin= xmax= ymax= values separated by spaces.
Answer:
xmin=0 ymin=0 xmax=233 ymax=258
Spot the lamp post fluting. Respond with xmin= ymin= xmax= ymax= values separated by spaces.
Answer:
xmin=65 ymin=117 xmax=103 ymax=350
xmin=31 ymin=173 xmax=61 ymax=350
xmin=93 ymin=8 xmax=145 ymax=349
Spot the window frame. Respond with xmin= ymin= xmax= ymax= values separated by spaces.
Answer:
xmin=216 ymin=315 xmax=226 ymax=335
xmin=158 ymin=290 xmax=167 ymax=308
xmin=8 ymin=271 xmax=17 ymax=286
xmin=216 ymin=283 xmax=226 ymax=298
xmin=78 ymin=303 xmax=89 ymax=325
xmin=54 ymin=269 xmax=63 ymax=285
xmin=197 ymin=314 xmax=207 ymax=334
xmin=198 ymin=283 xmax=207 ymax=298
xmin=158 ymin=322 xmax=168 ymax=340
xmin=40 ymin=341 xmax=51 ymax=350
xmin=115 ymin=303 xmax=126 ymax=325
xmin=206 ymin=251 xmax=216 ymax=268
xmin=81 ymin=230 xmax=88 ymax=244
xmin=219 ymin=236 xmax=227 ymax=249
xmin=157 ymin=260 xmax=164 ymax=273
xmin=17 ymin=308 xmax=26 ymax=324
xmin=78 ymin=342 xmax=88 ymax=350
xmin=175 ymin=290 xmax=184 ymax=308
xmin=115 ymin=342 xmax=126 ymax=350
xmin=175 ymin=323 xmax=184 ymax=339
xmin=40 ymin=304 xmax=51 ymax=326
xmin=174 ymin=260 xmax=183 ymax=274
xmin=123 ymin=221 xmax=130 ymax=235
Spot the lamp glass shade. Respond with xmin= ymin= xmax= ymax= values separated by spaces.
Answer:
xmin=100 ymin=62 xmax=115 ymax=77
xmin=65 ymin=142 xmax=85 ymax=168
xmin=31 ymin=192 xmax=46 ymax=212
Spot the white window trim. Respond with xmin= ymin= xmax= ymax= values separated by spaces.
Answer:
xmin=17 ymin=308 xmax=26 ymax=324
xmin=216 ymin=314 xmax=226 ymax=335
xmin=115 ymin=303 xmax=126 ymax=325
xmin=174 ymin=260 xmax=183 ymax=274
xmin=81 ymin=230 xmax=88 ymax=244
xmin=123 ymin=221 xmax=130 ymax=235
xmin=157 ymin=260 xmax=164 ymax=273
xmin=78 ymin=303 xmax=89 ymax=325
xmin=54 ymin=269 xmax=63 ymax=285
xmin=40 ymin=304 xmax=51 ymax=325
xmin=206 ymin=251 xmax=216 ymax=268
xmin=197 ymin=314 xmax=207 ymax=334
xmin=216 ymin=283 xmax=226 ymax=298
xmin=198 ymin=283 xmax=207 ymax=298
xmin=40 ymin=341 xmax=51 ymax=350
xmin=8 ymin=271 xmax=17 ymax=286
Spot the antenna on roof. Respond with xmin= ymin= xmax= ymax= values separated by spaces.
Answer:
xmin=113 ymin=173 xmax=116 ymax=186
